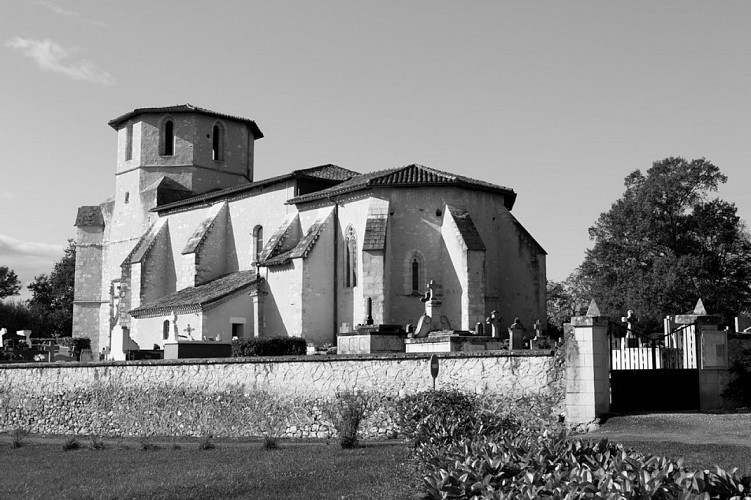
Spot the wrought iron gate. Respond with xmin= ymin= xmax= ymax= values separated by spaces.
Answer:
xmin=608 ymin=321 xmax=700 ymax=412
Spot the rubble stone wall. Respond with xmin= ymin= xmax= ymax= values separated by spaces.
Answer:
xmin=0 ymin=351 xmax=560 ymax=439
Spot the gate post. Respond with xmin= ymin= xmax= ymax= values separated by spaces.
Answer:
xmin=566 ymin=300 xmax=610 ymax=427
xmin=675 ymin=299 xmax=728 ymax=410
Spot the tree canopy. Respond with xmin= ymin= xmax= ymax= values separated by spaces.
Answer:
xmin=27 ymin=240 xmax=76 ymax=337
xmin=575 ymin=157 xmax=751 ymax=330
xmin=0 ymin=266 xmax=21 ymax=299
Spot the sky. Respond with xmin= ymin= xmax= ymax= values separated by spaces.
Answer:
xmin=1 ymin=1 xmax=751 ymax=300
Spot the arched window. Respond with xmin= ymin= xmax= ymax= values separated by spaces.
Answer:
xmin=162 ymin=119 xmax=174 ymax=156
xmin=344 ymin=226 xmax=357 ymax=288
xmin=212 ymin=122 xmax=224 ymax=161
xmin=411 ymin=257 xmax=420 ymax=293
xmin=404 ymin=250 xmax=425 ymax=295
xmin=162 ymin=320 xmax=170 ymax=340
xmin=125 ymin=122 xmax=133 ymax=161
xmin=252 ymin=225 xmax=263 ymax=264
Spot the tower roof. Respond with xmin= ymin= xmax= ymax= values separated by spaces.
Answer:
xmin=108 ymin=103 xmax=264 ymax=138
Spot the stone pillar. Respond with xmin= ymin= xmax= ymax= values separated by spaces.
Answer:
xmin=675 ymin=299 xmax=727 ymax=410
xmin=250 ymin=285 xmax=267 ymax=338
xmin=566 ymin=300 xmax=610 ymax=426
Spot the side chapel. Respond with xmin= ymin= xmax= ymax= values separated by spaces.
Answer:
xmin=72 ymin=105 xmax=546 ymax=357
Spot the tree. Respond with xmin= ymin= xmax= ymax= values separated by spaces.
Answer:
xmin=0 ymin=266 xmax=21 ymax=298
xmin=579 ymin=157 xmax=751 ymax=330
xmin=546 ymin=272 xmax=591 ymax=336
xmin=27 ymin=240 xmax=76 ymax=337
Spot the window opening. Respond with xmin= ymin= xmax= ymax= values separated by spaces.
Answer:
xmin=162 ymin=320 xmax=170 ymax=340
xmin=253 ymin=226 xmax=263 ymax=263
xmin=212 ymin=124 xmax=223 ymax=161
xmin=125 ymin=122 xmax=133 ymax=161
xmin=344 ymin=226 xmax=357 ymax=288
xmin=411 ymin=258 xmax=419 ymax=293
xmin=163 ymin=120 xmax=174 ymax=156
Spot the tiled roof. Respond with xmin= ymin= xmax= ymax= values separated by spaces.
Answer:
xmin=129 ymin=270 xmax=259 ymax=318
xmin=108 ymin=103 xmax=264 ymax=138
xmin=446 ymin=205 xmax=485 ymax=251
xmin=287 ymin=164 xmax=517 ymax=209
xmin=363 ymin=217 xmax=387 ymax=251
xmin=125 ymin=219 xmax=168 ymax=265
xmin=258 ymin=214 xmax=298 ymax=263
xmin=153 ymin=165 xmax=359 ymax=214
xmin=181 ymin=203 xmax=226 ymax=255
xmin=259 ymin=211 xmax=331 ymax=267
xmin=74 ymin=206 xmax=104 ymax=227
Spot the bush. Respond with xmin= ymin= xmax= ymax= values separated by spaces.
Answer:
xmin=231 ymin=337 xmax=307 ymax=357
xmin=397 ymin=389 xmax=519 ymax=448
xmin=10 ymin=428 xmax=28 ymax=449
xmin=420 ymin=430 xmax=751 ymax=499
xmin=723 ymin=346 xmax=751 ymax=405
xmin=324 ymin=391 xmax=373 ymax=449
xmin=62 ymin=437 xmax=80 ymax=451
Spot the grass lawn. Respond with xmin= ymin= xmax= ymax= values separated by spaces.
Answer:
xmin=0 ymin=439 xmax=421 ymax=500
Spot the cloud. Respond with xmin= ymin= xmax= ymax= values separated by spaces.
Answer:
xmin=6 ymin=37 xmax=114 ymax=85
xmin=34 ymin=1 xmax=108 ymax=27
xmin=0 ymin=235 xmax=64 ymax=300
xmin=0 ymin=190 xmax=15 ymax=202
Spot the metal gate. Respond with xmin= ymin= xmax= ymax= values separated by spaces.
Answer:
xmin=608 ymin=321 xmax=700 ymax=412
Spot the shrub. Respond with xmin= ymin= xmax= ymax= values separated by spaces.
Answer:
xmin=198 ymin=434 xmax=215 ymax=450
xmin=89 ymin=434 xmax=105 ymax=450
xmin=231 ymin=337 xmax=307 ymax=357
xmin=10 ymin=428 xmax=28 ymax=449
xmin=62 ymin=437 xmax=80 ymax=451
xmin=397 ymin=389 xmax=519 ymax=448
xmin=723 ymin=345 xmax=751 ymax=405
xmin=247 ymin=391 xmax=290 ymax=450
xmin=140 ymin=439 xmax=159 ymax=451
xmin=324 ymin=391 xmax=373 ymax=449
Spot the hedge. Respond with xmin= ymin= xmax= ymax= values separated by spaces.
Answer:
xmin=231 ymin=336 xmax=307 ymax=357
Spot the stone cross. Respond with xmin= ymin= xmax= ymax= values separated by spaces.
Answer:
xmin=184 ymin=324 xmax=195 ymax=340
xmin=621 ymin=310 xmax=637 ymax=338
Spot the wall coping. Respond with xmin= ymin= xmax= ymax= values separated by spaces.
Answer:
xmin=0 ymin=349 xmax=555 ymax=370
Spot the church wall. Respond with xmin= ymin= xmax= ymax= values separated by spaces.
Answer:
xmin=140 ymin=226 xmax=176 ymax=303
xmin=137 ymin=114 xmax=195 ymax=168
xmin=132 ymin=311 xmax=202 ymax=348
xmin=300 ymin=211 xmax=336 ymax=346
xmin=190 ymin=114 xmax=253 ymax=180
xmin=493 ymin=209 xmax=547 ymax=330
xmin=203 ymin=295 xmax=254 ymax=342
xmin=385 ymin=188 xmax=452 ymax=327
xmin=333 ymin=195 xmax=372 ymax=331
xmin=440 ymin=215 xmax=468 ymax=330
xmin=226 ymin=182 xmax=297 ymax=270
xmin=264 ymin=262 xmax=304 ymax=337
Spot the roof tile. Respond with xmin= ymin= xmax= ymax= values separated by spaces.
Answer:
xmin=129 ymin=270 xmax=258 ymax=318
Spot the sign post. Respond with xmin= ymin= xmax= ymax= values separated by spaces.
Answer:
xmin=429 ymin=354 xmax=439 ymax=391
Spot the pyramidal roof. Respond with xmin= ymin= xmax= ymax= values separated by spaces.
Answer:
xmin=108 ymin=103 xmax=263 ymax=138
xmin=287 ymin=164 xmax=517 ymax=209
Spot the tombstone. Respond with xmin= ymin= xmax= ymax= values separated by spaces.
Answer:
xmin=475 ymin=321 xmax=484 ymax=335
xmin=420 ymin=280 xmax=443 ymax=325
xmin=508 ymin=317 xmax=526 ymax=349
xmin=412 ymin=314 xmax=431 ymax=338
xmin=489 ymin=311 xmax=504 ymax=340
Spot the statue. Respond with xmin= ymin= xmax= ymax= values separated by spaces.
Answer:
xmin=408 ymin=280 xmax=442 ymax=338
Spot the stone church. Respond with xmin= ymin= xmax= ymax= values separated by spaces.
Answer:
xmin=73 ymin=104 xmax=546 ymax=357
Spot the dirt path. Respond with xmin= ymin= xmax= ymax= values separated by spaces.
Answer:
xmin=581 ymin=412 xmax=751 ymax=446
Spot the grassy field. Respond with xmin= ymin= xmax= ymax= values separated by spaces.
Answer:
xmin=0 ymin=439 xmax=421 ymax=500
xmin=619 ymin=440 xmax=751 ymax=475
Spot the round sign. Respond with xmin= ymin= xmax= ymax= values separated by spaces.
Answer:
xmin=429 ymin=354 xmax=439 ymax=379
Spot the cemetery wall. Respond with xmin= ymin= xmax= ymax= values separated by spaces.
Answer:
xmin=0 ymin=350 xmax=561 ymax=440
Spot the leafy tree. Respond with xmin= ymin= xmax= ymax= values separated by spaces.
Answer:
xmin=546 ymin=272 xmax=591 ymax=335
xmin=579 ymin=157 xmax=751 ymax=330
xmin=27 ymin=240 xmax=76 ymax=337
xmin=0 ymin=300 xmax=36 ymax=335
xmin=0 ymin=266 xmax=21 ymax=299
